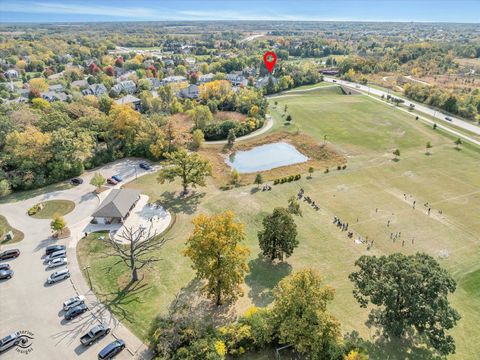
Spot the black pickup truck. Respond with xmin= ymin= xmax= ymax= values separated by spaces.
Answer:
xmin=80 ymin=324 xmax=110 ymax=346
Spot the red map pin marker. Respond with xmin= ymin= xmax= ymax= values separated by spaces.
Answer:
xmin=263 ymin=51 xmax=277 ymax=73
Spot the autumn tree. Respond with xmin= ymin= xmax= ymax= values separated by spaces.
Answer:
xmin=104 ymin=225 xmax=167 ymax=282
xmin=273 ymin=269 xmax=342 ymax=358
xmin=50 ymin=215 xmax=66 ymax=235
xmin=258 ymin=207 xmax=298 ymax=261
xmin=157 ymin=149 xmax=211 ymax=195
xmin=29 ymin=77 xmax=48 ymax=92
xmin=349 ymin=253 xmax=460 ymax=356
xmin=287 ymin=196 xmax=302 ymax=216
xmin=190 ymin=129 xmax=204 ymax=150
xmin=183 ymin=211 xmax=250 ymax=305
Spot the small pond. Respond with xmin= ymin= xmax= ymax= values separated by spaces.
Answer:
xmin=225 ymin=142 xmax=308 ymax=173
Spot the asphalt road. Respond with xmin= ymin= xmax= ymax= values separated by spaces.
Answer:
xmin=0 ymin=159 xmax=156 ymax=360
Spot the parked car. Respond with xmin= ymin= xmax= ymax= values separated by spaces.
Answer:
xmin=98 ymin=339 xmax=125 ymax=359
xmin=0 ymin=270 xmax=13 ymax=280
xmin=64 ymin=303 xmax=88 ymax=320
xmin=80 ymin=324 xmax=110 ymax=346
xmin=107 ymin=177 xmax=118 ymax=185
xmin=45 ymin=249 xmax=66 ymax=263
xmin=0 ymin=264 xmax=10 ymax=271
xmin=71 ymin=178 xmax=84 ymax=185
xmin=45 ymin=244 xmax=66 ymax=256
xmin=63 ymin=295 xmax=86 ymax=311
xmin=47 ymin=269 xmax=70 ymax=284
xmin=47 ymin=257 xmax=67 ymax=269
xmin=139 ymin=162 xmax=151 ymax=170
xmin=0 ymin=332 xmax=20 ymax=352
xmin=0 ymin=249 xmax=20 ymax=261
xmin=445 ymin=116 xmax=453 ymax=121
xmin=111 ymin=175 xmax=123 ymax=182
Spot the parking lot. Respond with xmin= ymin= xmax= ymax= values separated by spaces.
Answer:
xmin=0 ymin=159 xmax=156 ymax=359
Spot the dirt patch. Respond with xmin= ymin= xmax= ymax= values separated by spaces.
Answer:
xmin=214 ymin=111 xmax=246 ymax=123
xmin=198 ymin=131 xmax=346 ymax=187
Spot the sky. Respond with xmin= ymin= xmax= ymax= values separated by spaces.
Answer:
xmin=0 ymin=0 xmax=479 ymax=23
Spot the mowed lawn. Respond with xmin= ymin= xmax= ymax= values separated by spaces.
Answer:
xmin=78 ymin=87 xmax=480 ymax=359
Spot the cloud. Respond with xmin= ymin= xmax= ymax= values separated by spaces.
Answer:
xmin=2 ymin=1 xmax=158 ymax=18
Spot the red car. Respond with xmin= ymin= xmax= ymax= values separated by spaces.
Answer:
xmin=107 ymin=177 xmax=118 ymax=185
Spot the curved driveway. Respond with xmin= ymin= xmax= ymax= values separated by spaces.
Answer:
xmin=0 ymin=159 xmax=155 ymax=360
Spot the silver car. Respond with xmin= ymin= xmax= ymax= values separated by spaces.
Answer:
xmin=45 ymin=249 xmax=66 ymax=263
xmin=47 ymin=268 xmax=70 ymax=284
xmin=47 ymin=257 xmax=68 ymax=269
xmin=0 ymin=332 xmax=20 ymax=352
xmin=63 ymin=295 xmax=86 ymax=311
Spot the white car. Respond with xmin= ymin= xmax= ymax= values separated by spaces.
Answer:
xmin=47 ymin=257 xmax=67 ymax=269
xmin=63 ymin=295 xmax=86 ymax=311
xmin=47 ymin=268 xmax=70 ymax=284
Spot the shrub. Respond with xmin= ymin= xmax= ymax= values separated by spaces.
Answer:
xmin=294 ymin=174 xmax=301 ymax=180
xmin=337 ymin=165 xmax=342 ymax=170
xmin=273 ymin=179 xmax=279 ymax=185
xmin=325 ymin=168 xmax=329 ymax=173
xmin=28 ymin=204 xmax=41 ymax=216
xmin=342 ymin=165 xmax=347 ymax=170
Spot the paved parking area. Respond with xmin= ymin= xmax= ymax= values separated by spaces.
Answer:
xmin=0 ymin=159 xmax=157 ymax=359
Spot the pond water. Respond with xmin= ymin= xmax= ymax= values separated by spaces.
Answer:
xmin=225 ymin=142 xmax=308 ymax=173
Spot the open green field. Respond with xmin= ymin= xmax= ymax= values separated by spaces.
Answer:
xmin=78 ymin=86 xmax=480 ymax=359
xmin=30 ymin=199 xmax=76 ymax=219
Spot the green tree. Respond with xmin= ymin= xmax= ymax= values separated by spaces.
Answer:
xmin=227 ymin=128 xmax=236 ymax=147
xmin=184 ymin=211 xmax=250 ymax=305
xmin=231 ymin=169 xmax=240 ymax=186
xmin=89 ymin=172 xmax=105 ymax=191
xmin=254 ymin=173 xmax=263 ymax=188
xmin=258 ymin=207 xmax=298 ymax=261
xmin=393 ymin=148 xmax=400 ymax=161
xmin=273 ymin=269 xmax=342 ymax=358
xmin=98 ymin=94 xmax=113 ymax=114
xmin=425 ymin=141 xmax=432 ymax=155
xmin=157 ymin=149 xmax=212 ymax=195
xmin=187 ymin=105 xmax=213 ymax=130
xmin=287 ymin=196 xmax=302 ymax=216
xmin=50 ymin=215 xmax=66 ymax=235
xmin=0 ymin=179 xmax=12 ymax=197
xmin=286 ymin=114 xmax=292 ymax=123
xmin=349 ymin=253 xmax=460 ymax=356
xmin=454 ymin=138 xmax=462 ymax=150
xmin=308 ymin=166 xmax=314 ymax=178
xmin=191 ymin=129 xmax=205 ymax=150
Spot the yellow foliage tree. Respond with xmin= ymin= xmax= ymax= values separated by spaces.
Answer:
xmin=29 ymin=77 xmax=48 ymax=92
xmin=184 ymin=211 xmax=249 ymax=305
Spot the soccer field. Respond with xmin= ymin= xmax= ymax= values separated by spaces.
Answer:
xmin=78 ymin=86 xmax=480 ymax=359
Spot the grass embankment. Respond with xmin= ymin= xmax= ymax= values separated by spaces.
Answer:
xmin=29 ymin=200 xmax=76 ymax=219
xmin=0 ymin=215 xmax=24 ymax=245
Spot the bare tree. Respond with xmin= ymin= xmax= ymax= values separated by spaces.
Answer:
xmin=104 ymin=225 xmax=167 ymax=282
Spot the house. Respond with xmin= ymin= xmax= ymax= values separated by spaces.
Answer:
xmin=243 ymin=67 xmax=257 ymax=77
xmin=161 ymin=76 xmax=186 ymax=85
xmin=115 ymin=94 xmax=141 ymax=111
xmin=177 ymin=84 xmax=199 ymax=99
xmin=92 ymin=189 xmax=140 ymax=224
xmin=71 ymin=79 xmax=89 ymax=89
xmin=255 ymin=76 xmax=279 ymax=89
xmin=41 ymin=91 xmax=69 ymax=102
xmin=198 ymin=73 xmax=215 ymax=84
xmin=320 ymin=69 xmax=339 ymax=76
xmin=116 ymin=70 xmax=136 ymax=81
xmin=82 ymin=83 xmax=108 ymax=97
xmin=111 ymin=80 xmax=136 ymax=96
xmin=17 ymin=88 xmax=30 ymax=98
xmin=163 ymin=59 xmax=175 ymax=67
xmin=4 ymin=69 xmax=19 ymax=79
xmin=185 ymin=58 xmax=196 ymax=67
xmin=48 ymin=84 xmax=64 ymax=93
xmin=226 ymin=73 xmax=248 ymax=87
xmin=48 ymin=72 xmax=64 ymax=81
xmin=149 ymin=78 xmax=162 ymax=89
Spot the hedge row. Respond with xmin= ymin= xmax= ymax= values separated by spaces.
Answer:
xmin=273 ymin=174 xmax=301 ymax=185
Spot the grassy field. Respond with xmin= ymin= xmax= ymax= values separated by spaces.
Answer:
xmin=30 ymin=200 xmax=76 ymax=219
xmin=78 ymin=87 xmax=480 ymax=359
xmin=0 ymin=214 xmax=24 ymax=245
